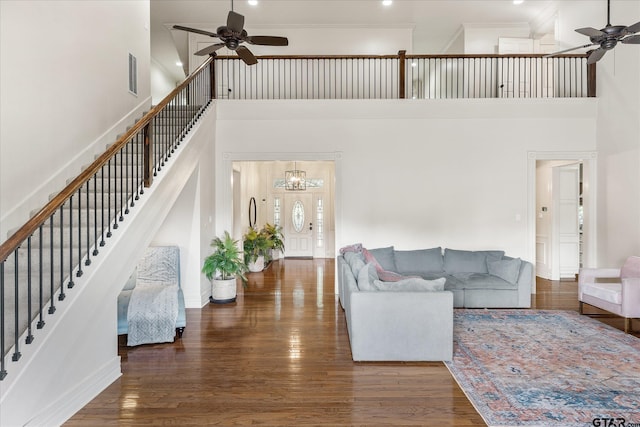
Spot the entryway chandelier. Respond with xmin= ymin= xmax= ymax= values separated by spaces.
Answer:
xmin=285 ymin=162 xmax=306 ymax=191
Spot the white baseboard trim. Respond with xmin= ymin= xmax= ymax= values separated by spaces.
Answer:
xmin=26 ymin=356 xmax=121 ymax=427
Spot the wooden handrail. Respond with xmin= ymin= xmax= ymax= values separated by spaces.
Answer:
xmin=0 ymin=57 xmax=214 ymax=263
xmin=214 ymin=53 xmax=588 ymax=60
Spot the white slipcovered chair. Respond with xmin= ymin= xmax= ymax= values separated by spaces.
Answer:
xmin=578 ymin=256 xmax=640 ymax=333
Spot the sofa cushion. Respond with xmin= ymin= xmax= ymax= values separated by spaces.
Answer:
xmin=488 ymin=258 xmax=522 ymax=285
xmin=449 ymin=273 xmax=517 ymax=290
xmin=394 ymin=247 xmax=444 ymax=276
xmin=357 ymin=262 xmax=379 ymax=291
xmin=366 ymin=246 xmax=397 ymax=272
xmin=443 ymin=249 xmax=505 ymax=274
xmin=372 ymin=277 xmax=446 ymax=292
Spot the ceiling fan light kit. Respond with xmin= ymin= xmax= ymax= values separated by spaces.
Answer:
xmin=173 ymin=0 xmax=288 ymax=66
xmin=546 ymin=0 xmax=639 ymax=64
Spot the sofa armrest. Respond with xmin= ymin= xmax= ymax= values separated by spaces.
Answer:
xmin=348 ymin=291 xmax=453 ymax=361
xmin=621 ymin=277 xmax=640 ymax=317
xmin=578 ymin=268 xmax=621 ymax=299
xmin=515 ymin=260 xmax=534 ymax=308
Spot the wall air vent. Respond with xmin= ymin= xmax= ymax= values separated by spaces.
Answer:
xmin=128 ymin=53 xmax=137 ymax=95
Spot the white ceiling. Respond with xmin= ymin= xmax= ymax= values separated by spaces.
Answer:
xmin=150 ymin=0 xmax=600 ymax=82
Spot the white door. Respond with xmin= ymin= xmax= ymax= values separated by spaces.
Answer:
xmin=284 ymin=193 xmax=313 ymax=257
xmin=498 ymin=38 xmax=533 ymax=98
xmin=553 ymin=164 xmax=581 ymax=279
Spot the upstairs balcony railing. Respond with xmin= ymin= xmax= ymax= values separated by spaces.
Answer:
xmin=212 ymin=51 xmax=593 ymax=100
xmin=0 ymin=57 xmax=214 ymax=381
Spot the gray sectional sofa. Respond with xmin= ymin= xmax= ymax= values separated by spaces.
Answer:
xmin=337 ymin=246 xmax=533 ymax=362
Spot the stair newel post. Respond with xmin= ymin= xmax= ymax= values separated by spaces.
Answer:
xmin=143 ymin=120 xmax=154 ymax=188
xmin=587 ymin=62 xmax=596 ymax=97
xmin=398 ymin=50 xmax=407 ymax=99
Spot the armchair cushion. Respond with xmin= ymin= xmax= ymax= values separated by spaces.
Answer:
xmin=581 ymin=282 xmax=622 ymax=305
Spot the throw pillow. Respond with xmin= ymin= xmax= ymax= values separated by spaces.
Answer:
xmin=357 ymin=262 xmax=379 ymax=291
xmin=367 ymin=246 xmax=397 ymax=272
xmin=487 ymin=258 xmax=522 ymax=284
xmin=372 ymin=277 xmax=447 ymax=292
xmin=348 ymin=256 xmax=366 ymax=278
xmin=339 ymin=243 xmax=363 ymax=254
xmin=443 ymin=249 xmax=505 ymax=274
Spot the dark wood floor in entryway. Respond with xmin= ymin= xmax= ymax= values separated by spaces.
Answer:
xmin=65 ymin=259 xmax=636 ymax=426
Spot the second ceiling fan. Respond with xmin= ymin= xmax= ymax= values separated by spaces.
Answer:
xmin=173 ymin=0 xmax=288 ymax=66
xmin=547 ymin=0 xmax=640 ymax=64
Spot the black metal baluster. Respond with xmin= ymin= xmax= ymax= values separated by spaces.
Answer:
xmin=49 ymin=215 xmax=56 ymax=313
xmin=135 ymin=135 xmax=140 ymax=201
xmin=93 ymin=173 xmax=99 ymax=255
xmin=124 ymin=142 xmax=130 ymax=215
xmin=58 ymin=205 xmax=67 ymax=299
xmin=118 ymin=150 xmax=124 ymax=222
xmin=26 ymin=236 xmax=34 ymax=344
xmin=13 ymin=248 xmax=21 ymax=361
xmin=70 ymin=194 xmax=77 ymax=285
xmin=107 ymin=158 xmax=118 ymax=237
xmin=85 ymin=181 xmax=91 ymax=265
xmin=113 ymin=148 xmax=124 ymax=224
xmin=0 ymin=261 xmax=6 ymax=380
xmin=37 ymin=225 xmax=45 ymax=329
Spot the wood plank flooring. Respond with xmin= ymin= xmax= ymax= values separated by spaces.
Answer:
xmin=66 ymin=259 xmax=637 ymax=426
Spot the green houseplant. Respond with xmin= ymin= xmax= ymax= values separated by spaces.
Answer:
xmin=203 ymin=231 xmax=247 ymax=304
xmin=243 ymin=227 xmax=271 ymax=272
xmin=261 ymin=223 xmax=285 ymax=260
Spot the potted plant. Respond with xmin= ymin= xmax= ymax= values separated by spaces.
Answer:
xmin=262 ymin=223 xmax=285 ymax=260
xmin=243 ymin=227 xmax=271 ymax=272
xmin=202 ymin=231 xmax=247 ymax=304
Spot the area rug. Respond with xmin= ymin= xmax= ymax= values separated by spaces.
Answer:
xmin=445 ymin=310 xmax=640 ymax=427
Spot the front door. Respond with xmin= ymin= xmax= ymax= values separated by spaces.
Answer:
xmin=284 ymin=193 xmax=313 ymax=257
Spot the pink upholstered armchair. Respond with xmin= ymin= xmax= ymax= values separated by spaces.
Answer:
xmin=578 ymin=256 xmax=640 ymax=333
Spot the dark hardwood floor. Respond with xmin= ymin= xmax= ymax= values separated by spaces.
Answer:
xmin=66 ymin=259 xmax=637 ymax=426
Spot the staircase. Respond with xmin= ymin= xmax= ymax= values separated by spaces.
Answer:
xmin=1 ymin=102 xmax=209 ymax=379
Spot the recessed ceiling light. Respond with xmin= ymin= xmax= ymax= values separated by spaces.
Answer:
xmin=513 ymin=0 xmax=524 ymax=4
xmin=176 ymin=61 xmax=183 ymax=67
xmin=382 ymin=0 xmax=392 ymax=6
xmin=248 ymin=0 xmax=258 ymax=5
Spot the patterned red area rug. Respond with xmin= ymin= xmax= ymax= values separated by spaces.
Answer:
xmin=446 ymin=310 xmax=640 ymax=427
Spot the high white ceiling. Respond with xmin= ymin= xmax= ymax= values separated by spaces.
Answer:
xmin=150 ymin=0 xmax=606 ymax=82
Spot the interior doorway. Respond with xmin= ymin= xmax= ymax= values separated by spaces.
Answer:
xmin=531 ymin=153 xmax=596 ymax=283
xmin=231 ymin=160 xmax=336 ymax=259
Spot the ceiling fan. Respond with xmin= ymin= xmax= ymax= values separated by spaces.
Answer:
xmin=547 ymin=0 xmax=640 ymax=64
xmin=173 ymin=0 xmax=288 ymax=66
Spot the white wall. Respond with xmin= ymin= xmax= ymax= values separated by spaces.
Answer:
xmin=215 ymin=98 xmax=597 ymax=263
xmin=463 ymin=23 xmax=531 ymax=54
xmin=0 ymin=0 xmax=152 ymax=239
xmin=555 ymin=0 xmax=640 ymax=266
xmin=151 ymin=58 xmax=179 ymax=104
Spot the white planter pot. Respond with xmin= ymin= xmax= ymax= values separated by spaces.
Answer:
xmin=247 ymin=255 xmax=265 ymax=272
xmin=271 ymin=249 xmax=281 ymax=260
xmin=210 ymin=278 xmax=237 ymax=304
